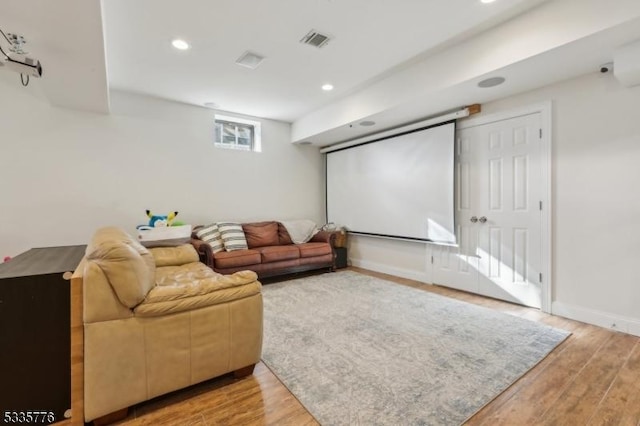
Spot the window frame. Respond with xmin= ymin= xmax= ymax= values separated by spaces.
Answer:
xmin=214 ymin=114 xmax=262 ymax=152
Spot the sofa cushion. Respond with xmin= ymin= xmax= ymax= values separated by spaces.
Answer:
xmin=277 ymin=223 xmax=293 ymax=245
xmin=257 ymin=245 xmax=300 ymax=263
xmin=135 ymin=266 xmax=260 ymax=317
xmin=214 ymin=249 xmax=261 ymax=269
xmin=195 ymin=223 xmax=224 ymax=253
xmin=217 ymin=222 xmax=249 ymax=251
xmin=243 ymin=222 xmax=279 ymax=248
xmin=148 ymin=244 xmax=199 ymax=267
xmin=85 ymin=227 xmax=155 ymax=308
xmin=298 ymin=242 xmax=332 ymax=258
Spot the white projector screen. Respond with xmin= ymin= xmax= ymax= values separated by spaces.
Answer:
xmin=326 ymin=121 xmax=456 ymax=244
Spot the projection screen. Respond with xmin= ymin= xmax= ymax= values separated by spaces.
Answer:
xmin=326 ymin=121 xmax=456 ymax=244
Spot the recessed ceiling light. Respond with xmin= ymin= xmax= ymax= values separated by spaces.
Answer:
xmin=171 ymin=39 xmax=190 ymax=50
xmin=478 ymin=76 xmax=506 ymax=88
xmin=322 ymin=83 xmax=334 ymax=91
xmin=480 ymin=0 xmax=497 ymax=3
xmin=204 ymin=102 xmax=219 ymax=109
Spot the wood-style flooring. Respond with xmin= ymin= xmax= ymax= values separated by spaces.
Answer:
xmin=110 ymin=267 xmax=640 ymax=425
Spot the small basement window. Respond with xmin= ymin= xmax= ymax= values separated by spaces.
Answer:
xmin=214 ymin=114 xmax=262 ymax=152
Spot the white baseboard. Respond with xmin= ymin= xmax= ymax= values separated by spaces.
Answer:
xmin=350 ymin=258 xmax=429 ymax=283
xmin=552 ymin=301 xmax=640 ymax=337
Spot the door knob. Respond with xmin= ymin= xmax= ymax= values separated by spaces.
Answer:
xmin=479 ymin=216 xmax=487 ymax=223
xmin=470 ymin=216 xmax=478 ymax=223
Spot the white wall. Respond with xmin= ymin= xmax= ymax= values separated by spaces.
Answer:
xmin=348 ymin=71 xmax=640 ymax=335
xmin=348 ymin=235 xmax=429 ymax=283
xmin=0 ymin=82 xmax=324 ymax=258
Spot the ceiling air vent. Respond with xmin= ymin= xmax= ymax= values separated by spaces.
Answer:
xmin=300 ymin=30 xmax=331 ymax=48
xmin=235 ymin=51 xmax=265 ymax=69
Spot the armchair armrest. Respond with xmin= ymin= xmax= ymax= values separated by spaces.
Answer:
xmin=190 ymin=238 xmax=213 ymax=267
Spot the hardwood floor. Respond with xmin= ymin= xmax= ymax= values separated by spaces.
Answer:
xmin=110 ymin=267 xmax=640 ymax=425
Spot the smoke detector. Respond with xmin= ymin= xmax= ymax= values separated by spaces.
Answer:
xmin=300 ymin=30 xmax=332 ymax=48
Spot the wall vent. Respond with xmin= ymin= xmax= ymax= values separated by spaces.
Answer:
xmin=300 ymin=30 xmax=331 ymax=48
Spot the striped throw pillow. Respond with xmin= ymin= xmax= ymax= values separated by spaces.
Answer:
xmin=217 ymin=222 xmax=249 ymax=251
xmin=195 ymin=223 xmax=225 ymax=253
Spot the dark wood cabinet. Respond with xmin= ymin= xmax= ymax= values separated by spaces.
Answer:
xmin=329 ymin=230 xmax=348 ymax=269
xmin=0 ymin=245 xmax=85 ymax=425
xmin=335 ymin=247 xmax=348 ymax=269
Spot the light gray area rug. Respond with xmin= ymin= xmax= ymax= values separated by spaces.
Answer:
xmin=261 ymin=271 xmax=570 ymax=426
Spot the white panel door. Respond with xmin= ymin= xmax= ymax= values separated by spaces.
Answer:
xmin=432 ymin=112 xmax=544 ymax=308
xmin=431 ymin=128 xmax=479 ymax=293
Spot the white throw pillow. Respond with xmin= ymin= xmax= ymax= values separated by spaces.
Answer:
xmin=217 ymin=222 xmax=249 ymax=251
xmin=195 ymin=223 xmax=225 ymax=253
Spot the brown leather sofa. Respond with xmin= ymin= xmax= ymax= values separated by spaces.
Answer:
xmin=73 ymin=227 xmax=263 ymax=422
xmin=191 ymin=221 xmax=336 ymax=279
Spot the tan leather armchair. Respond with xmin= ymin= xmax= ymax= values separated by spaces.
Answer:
xmin=74 ymin=227 xmax=263 ymax=422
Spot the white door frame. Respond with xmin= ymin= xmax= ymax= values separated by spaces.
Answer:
xmin=454 ymin=101 xmax=552 ymax=313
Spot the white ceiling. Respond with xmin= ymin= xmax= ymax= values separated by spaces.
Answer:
xmin=2 ymin=0 xmax=640 ymax=146
xmin=292 ymin=1 xmax=640 ymax=144
xmin=102 ymin=0 xmax=549 ymax=122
